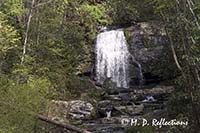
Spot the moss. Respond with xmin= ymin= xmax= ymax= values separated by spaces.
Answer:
xmin=124 ymin=30 xmax=131 ymax=43
xmin=90 ymin=107 xmax=98 ymax=119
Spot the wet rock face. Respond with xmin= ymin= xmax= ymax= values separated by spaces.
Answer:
xmin=47 ymin=100 xmax=94 ymax=121
xmin=126 ymin=22 xmax=167 ymax=85
xmin=128 ymin=22 xmax=166 ymax=62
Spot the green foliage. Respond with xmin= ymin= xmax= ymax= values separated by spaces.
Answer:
xmin=78 ymin=4 xmax=104 ymax=19
xmin=0 ymin=0 xmax=199 ymax=131
xmin=106 ymin=0 xmax=138 ymax=26
xmin=53 ymin=0 xmax=68 ymax=15
xmin=59 ymin=76 xmax=97 ymax=100
xmin=0 ymin=12 xmax=20 ymax=54
xmin=78 ymin=4 xmax=108 ymax=25
xmin=153 ymin=0 xmax=200 ymax=131
xmin=153 ymin=0 xmax=176 ymax=14
xmin=0 ymin=0 xmax=25 ymax=17
xmin=0 ymin=76 xmax=50 ymax=132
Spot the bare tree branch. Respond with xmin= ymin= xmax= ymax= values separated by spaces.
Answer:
xmin=166 ymin=29 xmax=183 ymax=72
xmin=187 ymin=0 xmax=200 ymax=30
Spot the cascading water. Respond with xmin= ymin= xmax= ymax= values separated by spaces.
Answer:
xmin=95 ymin=30 xmax=129 ymax=88
xmin=130 ymin=55 xmax=144 ymax=86
xmin=137 ymin=62 xmax=144 ymax=85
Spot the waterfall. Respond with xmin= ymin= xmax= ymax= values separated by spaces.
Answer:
xmin=137 ymin=62 xmax=144 ymax=85
xmin=130 ymin=55 xmax=144 ymax=86
xmin=135 ymin=60 xmax=144 ymax=86
xmin=95 ymin=30 xmax=129 ymax=88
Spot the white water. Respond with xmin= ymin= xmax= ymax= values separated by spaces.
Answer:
xmin=96 ymin=30 xmax=129 ymax=88
xmin=106 ymin=111 xmax=112 ymax=119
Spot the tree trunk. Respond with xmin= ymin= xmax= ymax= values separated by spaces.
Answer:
xmin=21 ymin=0 xmax=35 ymax=64
xmin=37 ymin=115 xmax=92 ymax=133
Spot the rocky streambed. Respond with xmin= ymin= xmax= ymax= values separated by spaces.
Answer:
xmin=82 ymin=85 xmax=174 ymax=133
xmin=42 ymin=85 xmax=174 ymax=133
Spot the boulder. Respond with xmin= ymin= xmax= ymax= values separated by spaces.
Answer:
xmin=114 ymin=104 xmax=144 ymax=116
xmin=134 ymin=86 xmax=174 ymax=95
xmin=143 ymin=86 xmax=174 ymax=95
xmin=48 ymin=100 xmax=94 ymax=121
xmin=143 ymin=109 xmax=168 ymax=121
xmin=97 ymin=100 xmax=114 ymax=117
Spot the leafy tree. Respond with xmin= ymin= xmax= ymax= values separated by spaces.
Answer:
xmin=0 ymin=11 xmax=20 ymax=74
xmin=153 ymin=0 xmax=200 ymax=131
xmin=0 ymin=76 xmax=50 ymax=132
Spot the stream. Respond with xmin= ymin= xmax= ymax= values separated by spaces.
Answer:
xmin=82 ymin=29 xmax=173 ymax=133
xmin=82 ymin=85 xmax=174 ymax=133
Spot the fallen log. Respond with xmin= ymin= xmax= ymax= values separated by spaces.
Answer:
xmin=37 ymin=114 xmax=92 ymax=133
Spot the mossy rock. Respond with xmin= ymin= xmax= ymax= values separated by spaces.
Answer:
xmin=103 ymin=78 xmax=117 ymax=90
xmin=124 ymin=30 xmax=131 ymax=42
